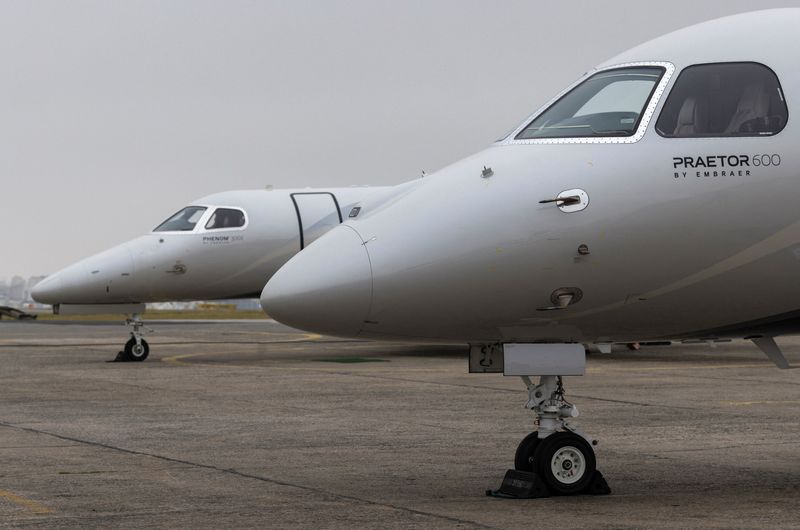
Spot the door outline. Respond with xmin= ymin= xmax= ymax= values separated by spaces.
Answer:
xmin=290 ymin=192 xmax=343 ymax=249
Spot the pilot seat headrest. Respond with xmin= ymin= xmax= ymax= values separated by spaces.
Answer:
xmin=673 ymin=96 xmax=708 ymax=136
xmin=725 ymin=83 xmax=770 ymax=133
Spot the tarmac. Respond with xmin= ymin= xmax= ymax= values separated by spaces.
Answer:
xmin=1 ymin=319 xmax=800 ymax=529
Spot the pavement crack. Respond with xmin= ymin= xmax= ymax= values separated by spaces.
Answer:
xmin=0 ymin=420 xmax=500 ymax=530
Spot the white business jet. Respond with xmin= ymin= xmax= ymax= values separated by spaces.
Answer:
xmin=32 ymin=184 xmax=405 ymax=360
xmin=261 ymin=10 xmax=800 ymax=496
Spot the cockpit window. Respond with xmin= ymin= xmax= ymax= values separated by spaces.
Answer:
xmin=656 ymin=62 xmax=787 ymax=138
xmin=205 ymin=208 xmax=246 ymax=230
xmin=153 ymin=206 xmax=207 ymax=232
xmin=516 ymin=66 xmax=665 ymax=140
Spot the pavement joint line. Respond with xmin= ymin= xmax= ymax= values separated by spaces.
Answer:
xmin=0 ymin=488 xmax=53 ymax=514
xmin=26 ymin=507 xmax=263 ymax=523
xmin=656 ymin=439 xmax=800 ymax=453
xmin=295 ymin=369 xmax=799 ymax=414
xmin=0 ymin=445 xmax=77 ymax=449
xmin=0 ymin=339 xmax=357 ymax=349
xmin=671 ymin=372 xmax=800 ymax=387
xmin=323 ymin=371 xmax=791 ymax=417
xmin=0 ymin=421 xmax=500 ymax=530
xmin=315 ymin=371 xmax=710 ymax=412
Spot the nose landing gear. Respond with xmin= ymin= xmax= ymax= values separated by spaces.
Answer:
xmin=488 ymin=375 xmax=610 ymax=498
xmin=114 ymin=313 xmax=151 ymax=362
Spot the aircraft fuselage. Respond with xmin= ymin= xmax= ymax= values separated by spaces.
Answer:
xmin=32 ymin=186 xmax=392 ymax=305
xmin=262 ymin=10 xmax=800 ymax=345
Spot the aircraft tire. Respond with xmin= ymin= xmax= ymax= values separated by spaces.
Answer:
xmin=533 ymin=431 xmax=596 ymax=495
xmin=123 ymin=338 xmax=150 ymax=362
xmin=513 ymin=431 xmax=540 ymax=472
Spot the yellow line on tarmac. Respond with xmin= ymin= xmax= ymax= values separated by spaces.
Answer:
xmin=0 ymin=489 xmax=52 ymax=514
xmin=588 ymin=362 xmax=770 ymax=374
xmin=720 ymin=399 xmax=800 ymax=407
xmin=161 ymin=333 xmax=323 ymax=366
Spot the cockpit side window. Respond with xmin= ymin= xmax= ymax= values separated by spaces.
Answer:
xmin=153 ymin=206 xmax=207 ymax=232
xmin=656 ymin=62 xmax=788 ymax=138
xmin=205 ymin=208 xmax=246 ymax=230
xmin=515 ymin=66 xmax=665 ymax=140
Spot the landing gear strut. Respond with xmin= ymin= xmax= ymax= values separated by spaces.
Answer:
xmin=488 ymin=375 xmax=610 ymax=498
xmin=114 ymin=313 xmax=150 ymax=362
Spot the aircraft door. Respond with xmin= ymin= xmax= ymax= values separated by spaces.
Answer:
xmin=291 ymin=192 xmax=343 ymax=249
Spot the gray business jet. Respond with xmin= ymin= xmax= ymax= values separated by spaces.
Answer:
xmin=32 ymin=185 xmax=400 ymax=360
xmin=261 ymin=10 xmax=800 ymax=495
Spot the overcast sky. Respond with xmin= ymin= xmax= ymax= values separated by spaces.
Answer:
xmin=4 ymin=0 xmax=800 ymax=280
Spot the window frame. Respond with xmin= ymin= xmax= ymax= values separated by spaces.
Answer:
xmin=500 ymin=61 xmax=676 ymax=146
xmin=655 ymin=61 xmax=788 ymax=139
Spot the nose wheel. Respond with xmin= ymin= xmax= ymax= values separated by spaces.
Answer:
xmin=535 ymin=431 xmax=596 ymax=494
xmin=122 ymin=337 xmax=150 ymax=362
xmin=513 ymin=431 xmax=540 ymax=472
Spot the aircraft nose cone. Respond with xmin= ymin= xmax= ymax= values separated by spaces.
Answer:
xmin=261 ymin=225 xmax=372 ymax=337
xmin=31 ymin=275 xmax=63 ymax=304
xmin=30 ymin=244 xmax=136 ymax=305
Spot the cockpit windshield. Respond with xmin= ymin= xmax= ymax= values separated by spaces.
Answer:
xmin=516 ymin=66 xmax=665 ymax=140
xmin=153 ymin=206 xmax=207 ymax=232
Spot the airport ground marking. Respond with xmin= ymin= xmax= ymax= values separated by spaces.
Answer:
xmin=719 ymin=399 xmax=800 ymax=407
xmin=0 ymin=489 xmax=53 ymax=514
xmin=587 ymin=362 xmax=774 ymax=374
xmin=161 ymin=332 xmax=323 ymax=366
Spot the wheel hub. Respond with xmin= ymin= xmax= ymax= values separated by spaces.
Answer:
xmin=551 ymin=445 xmax=585 ymax=484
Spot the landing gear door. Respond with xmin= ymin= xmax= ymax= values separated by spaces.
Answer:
xmin=291 ymin=193 xmax=343 ymax=249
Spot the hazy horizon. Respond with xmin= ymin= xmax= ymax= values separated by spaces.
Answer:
xmin=5 ymin=0 xmax=800 ymax=280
